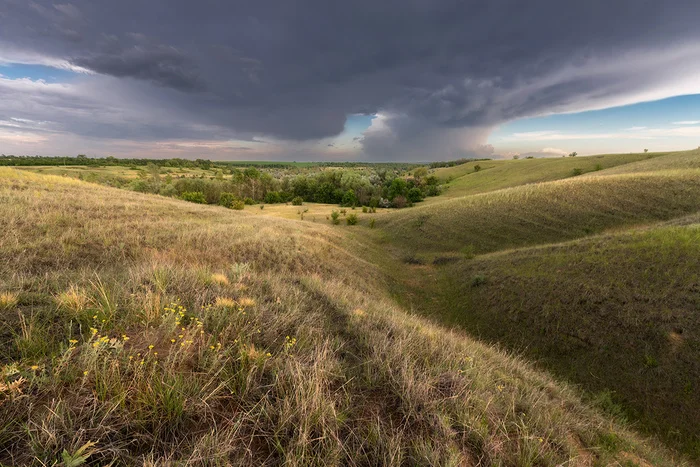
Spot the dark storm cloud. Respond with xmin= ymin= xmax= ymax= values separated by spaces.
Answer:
xmin=2 ymin=0 xmax=700 ymax=159
xmin=73 ymin=45 xmax=204 ymax=91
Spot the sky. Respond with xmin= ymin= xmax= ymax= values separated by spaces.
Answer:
xmin=2 ymin=1 xmax=700 ymax=161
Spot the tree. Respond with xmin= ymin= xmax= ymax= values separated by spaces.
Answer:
xmin=413 ymin=167 xmax=428 ymax=179
xmin=387 ymin=178 xmax=407 ymax=200
xmin=407 ymin=187 xmax=423 ymax=203
xmin=644 ymin=149 xmax=649 ymax=153
xmin=341 ymin=189 xmax=358 ymax=207
xmin=568 ymin=152 xmax=578 ymax=157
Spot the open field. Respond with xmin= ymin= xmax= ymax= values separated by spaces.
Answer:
xmin=14 ymin=164 xmax=218 ymax=180
xmin=1 ymin=168 xmax=682 ymax=465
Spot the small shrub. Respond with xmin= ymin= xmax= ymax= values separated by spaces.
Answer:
xmin=219 ymin=192 xmax=237 ymax=208
xmin=571 ymin=168 xmax=583 ymax=177
xmin=331 ymin=211 xmax=340 ymax=225
xmin=291 ymin=196 xmax=303 ymax=206
xmin=362 ymin=206 xmax=368 ymax=213
xmin=260 ymin=205 xmax=264 ymax=210
xmin=407 ymin=187 xmax=423 ymax=203
xmin=369 ymin=218 xmax=376 ymax=228
xmin=473 ymin=164 xmax=482 ymax=172
xmin=159 ymin=184 xmax=177 ymax=197
xmin=426 ymin=185 xmax=440 ymax=197
xmin=232 ymin=200 xmax=245 ymax=210
xmin=346 ymin=214 xmax=358 ymax=225
xmin=181 ymin=191 xmax=207 ymax=204
xmin=470 ymin=275 xmax=487 ymax=287
xmin=340 ymin=209 xmax=347 ymax=215
xmin=594 ymin=164 xmax=603 ymax=171
xmin=392 ymin=196 xmax=407 ymax=209
xmin=244 ymin=197 xmax=255 ymax=205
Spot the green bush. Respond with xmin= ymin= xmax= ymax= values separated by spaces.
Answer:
xmin=181 ymin=191 xmax=207 ymax=204
xmin=346 ymin=213 xmax=358 ymax=225
xmin=426 ymin=185 xmax=440 ymax=197
xmin=159 ymin=184 xmax=177 ymax=197
xmin=474 ymin=164 xmax=482 ymax=172
xmin=362 ymin=206 xmax=368 ymax=213
xmin=219 ymin=192 xmax=237 ymax=208
xmin=232 ymin=200 xmax=245 ymax=210
xmin=571 ymin=168 xmax=583 ymax=177
xmin=407 ymin=187 xmax=423 ymax=203
xmin=264 ymin=191 xmax=283 ymax=204
xmin=291 ymin=196 xmax=303 ymax=206
xmin=331 ymin=211 xmax=340 ymax=225
xmin=244 ymin=197 xmax=255 ymax=205
xmin=369 ymin=218 xmax=376 ymax=229
xmin=341 ymin=189 xmax=357 ymax=207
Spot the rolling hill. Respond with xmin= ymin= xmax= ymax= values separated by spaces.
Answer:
xmin=374 ymin=153 xmax=700 ymax=458
xmin=431 ymin=151 xmax=670 ymax=199
xmin=0 ymin=168 xmax=680 ymax=465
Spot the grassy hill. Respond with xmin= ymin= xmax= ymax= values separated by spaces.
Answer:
xmin=0 ymin=168 xmax=680 ymax=465
xmin=431 ymin=151 xmax=669 ymax=199
xmin=412 ymin=223 xmax=700 ymax=457
xmin=378 ymin=169 xmax=700 ymax=258
xmin=595 ymin=148 xmax=700 ymax=175
xmin=373 ymin=159 xmax=700 ymax=459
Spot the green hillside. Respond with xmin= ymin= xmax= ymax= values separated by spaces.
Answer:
xmin=414 ymin=223 xmax=700 ymax=456
xmin=378 ymin=170 xmax=700 ymax=258
xmin=373 ymin=159 xmax=700 ymax=458
xmin=1 ymin=168 xmax=679 ymax=465
xmin=432 ymin=151 xmax=669 ymax=199
xmin=595 ymin=148 xmax=700 ymax=175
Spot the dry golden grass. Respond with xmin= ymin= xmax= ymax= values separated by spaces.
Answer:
xmin=0 ymin=168 xmax=684 ymax=465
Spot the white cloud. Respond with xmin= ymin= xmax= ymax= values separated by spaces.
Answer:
xmin=509 ymin=125 xmax=700 ymax=142
xmin=541 ymin=147 xmax=568 ymax=155
xmin=672 ymin=121 xmax=700 ymax=125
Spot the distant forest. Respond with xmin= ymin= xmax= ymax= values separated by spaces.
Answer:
xmin=0 ymin=154 xmax=428 ymax=170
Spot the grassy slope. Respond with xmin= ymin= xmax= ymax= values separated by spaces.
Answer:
xmin=378 ymin=170 xmax=700 ymax=258
xmin=0 ymin=169 xmax=677 ymax=465
xmin=374 ymin=158 xmax=700 ymax=458
xmin=595 ymin=148 xmax=700 ymax=175
xmin=432 ymin=151 xmax=670 ymax=199
xmin=430 ymin=223 xmax=700 ymax=456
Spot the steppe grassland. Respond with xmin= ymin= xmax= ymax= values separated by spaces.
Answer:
xmin=0 ymin=168 xmax=679 ymax=465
